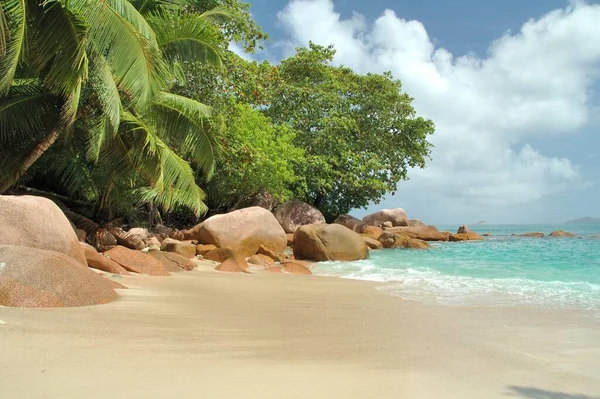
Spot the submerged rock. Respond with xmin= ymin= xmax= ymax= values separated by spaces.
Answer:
xmin=385 ymin=226 xmax=450 ymax=242
xmin=549 ymin=230 xmax=576 ymax=237
xmin=512 ymin=232 xmax=545 ymax=238
xmin=449 ymin=232 xmax=483 ymax=241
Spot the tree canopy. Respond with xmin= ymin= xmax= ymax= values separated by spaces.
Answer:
xmin=1 ymin=1 xmax=434 ymax=226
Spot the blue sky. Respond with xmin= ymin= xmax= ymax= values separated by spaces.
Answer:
xmin=240 ymin=0 xmax=600 ymax=224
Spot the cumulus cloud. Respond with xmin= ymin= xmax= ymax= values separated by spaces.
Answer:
xmin=274 ymin=0 xmax=600 ymax=222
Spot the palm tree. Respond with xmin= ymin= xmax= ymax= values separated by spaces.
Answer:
xmin=0 ymin=0 xmax=228 ymax=217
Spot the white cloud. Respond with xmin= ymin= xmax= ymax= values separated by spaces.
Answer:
xmin=275 ymin=0 xmax=600 ymax=222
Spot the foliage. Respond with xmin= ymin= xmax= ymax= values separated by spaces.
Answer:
xmin=180 ymin=44 xmax=435 ymax=220
xmin=263 ymin=44 xmax=435 ymax=220
xmin=0 ymin=0 xmax=230 ymax=220
xmin=203 ymin=103 xmax=303 ymax=212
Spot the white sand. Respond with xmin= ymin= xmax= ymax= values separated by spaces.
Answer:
xmin=1 ymin=263 xmax=599 ymax=398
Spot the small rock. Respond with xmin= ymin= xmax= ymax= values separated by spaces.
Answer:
xmin=248 ymin=254 xmax=276 ymax=268
xmin=281 ymin=262 xmax=312 ymax=275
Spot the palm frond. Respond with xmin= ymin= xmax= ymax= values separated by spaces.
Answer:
xmin=0 ymin=79 xmax=59 ymax=142
xmin=147 ymin=10 xmax=225 ymax=69
xmin=70 ymin=0 xmax=169 ymax=109
xmin=119 ymin=110 xmax=208 ymax=216
xmin=148 ymin=91 xmax=218 ymax=178
xmin=0 ymin=0 xmax=26 ymax=94
xmin=0 ymin=3 xmax=8 ymax=55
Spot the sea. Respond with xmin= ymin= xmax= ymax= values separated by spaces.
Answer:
xmin=312 ymin=224 xmax=600 ymax=315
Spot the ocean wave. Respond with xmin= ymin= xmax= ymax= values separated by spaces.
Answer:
xmin=312 ymin=260 xmax=600 ymax=311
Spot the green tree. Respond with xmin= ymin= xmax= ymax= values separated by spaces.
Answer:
xmin=203 ymin=103 xmax=303 ymax=213
xmin=0 ymin=0 xmax=229 ymax=218
xmin=223 ymin=44 xmax=434 ymax=220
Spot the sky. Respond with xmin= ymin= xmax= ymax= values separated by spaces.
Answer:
xmin=237 ymin=0 xmax=600 ymax=224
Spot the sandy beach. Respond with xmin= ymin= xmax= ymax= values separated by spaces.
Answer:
xmin=1 ymin=263 xmax=599 ymax=399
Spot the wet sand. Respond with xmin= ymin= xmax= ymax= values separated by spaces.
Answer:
xmin=1 ymin=263 xmax=599 ymax=398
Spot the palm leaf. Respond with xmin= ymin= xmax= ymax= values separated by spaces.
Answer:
xmin=148 ymin=9 xmax=226 ymax=69
xmin=0 ymin=0 xmax=25 ymax=94
xmin=119 ymin=110 xmax=208 ymax=216
xmin=0 ymin=79 xmax=59 ymax=142
xmin=69 ymin=0 xmax=169 ymax=109
xmin=89 ymin=56 xmax=121 ymax=132
xmin=148 ymin=91 xmax=218 ymax=178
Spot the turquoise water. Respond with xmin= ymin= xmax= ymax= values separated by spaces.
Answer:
xmin=312 ymin=224 xmax=600 ymax=312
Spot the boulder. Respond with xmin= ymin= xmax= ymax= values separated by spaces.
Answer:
xmin=385 ymin=226 xmax=450 ymax=242
xmin=449 ymin=232 xmax=483 ymax=241
xmin=392 ymin=217 xmax=408 ymax=227
xmin=286 ymin=234 xmax=294 ymax=246
xmin=74 ymin=228 xmax=87 ymax=242
xmin=273 ymin=199 xmax=326 ymax=234
xmin=549 ymin=230 xmax=576 ymax=237
xmin=80 ymin=243 xmax=129 ymax=275
xmin=361 ymin=226 xmax=383 ymax=240
xmin=215 ymin=255 xmax=248 ymax=273
xmin=169 ymin=230 xmax=185 ymax=241
xmin=407 ymin=219 xmax=425 ymax=227
xmin=248 ymin=254 xmax=276 ymax=268
xmin=362 ymin=236 xmax=384 ymax=250
xmin=185 ymin=207 xmax=287 ymax=257
xmin=128 ymin=227 xmax=151 ymax=240
xmin=94 ymin=229 xmax=117 ymax=252
xmin=382 ymin=221 xmax=393 ymax=229
xmin=378 ymin=232 xmax=431 ymax=249
xmin=145 ymin=237 xmax=161 ymax=251
xmin=257 ymin=244 xmax=284 ymax=262
xmin=104 ymin=246 xmax=169 ymax=276
xmin=281 ymin=262 xmax=312 ymax=275
xmin=457 ymin=225 xmax=471 ymax=234
xmin=0 ymin=245 xmax=118 ymax=308
xmin=0 ymin=195 xmax=87 ymax=266
xmin=293 ymin=224 xmax=369 ymax=262
xmin=334 ymin=214 xmax=365 ymax=232
xmin=196 ymin=244 xmax=218 ymax=256
xmin=161 ymin=238 xmax=197 ymax=259
xmin=110 ymin=227 xmax=146 ymax=250
xmin=203 ymin=248 xmax=237 ymax=263
xmin=512 ymin=232 xmax=545 ymax=238
xmin=147 ymin=251 xmax=196 ymax=272
xmin=362 ymin=209 xmax=407 ymax=227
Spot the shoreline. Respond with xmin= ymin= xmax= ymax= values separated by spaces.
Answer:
xmin=1 ymin=264 xmax=600 ymax=398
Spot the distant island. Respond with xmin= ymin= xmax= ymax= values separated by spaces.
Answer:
xmin=565 ymin=217 xmax=600 ymax=225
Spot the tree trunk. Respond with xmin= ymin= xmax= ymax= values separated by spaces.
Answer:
xmin=0 ymin=128 xmax=61 ymax=194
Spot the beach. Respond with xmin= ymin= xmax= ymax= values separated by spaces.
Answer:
xmin=1 ymin=262 xmax=599 ymax=399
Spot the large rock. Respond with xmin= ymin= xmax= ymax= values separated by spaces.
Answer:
xmin=362 ymin=236 xmax=384 ymax=250
xmin=273 ymin=199 xmax=326 ymax=234
xmin=104 ymin=246 xmax=169 ymax=276
xmin=378 ymin=232 xmax=431 ymax=249
xmin=361 ymin=226 xmax=383 ymax=240
xmin=161 ymin=238 xmax=197 ymax=259
xmin=0 ymin=245 xmax=118 ymax=307
xmin=293 ymin=224 xmax=369 ymax=262
xmin=385 ymin=226 xmax=450 ymax=242
xmin=81 ymin=243 xmax=129 ymax=275
xmin=281 ymin=262 xmax=312 ymax=275
xmin=185 ymin=207 xmax=287 ymax=257
xmin=449 ymin=232 xmax=482 ymax=242
xmin=0 ymin=195 xmax=87 ymax=266
xmin=549 ymin=230 xmax=576 ymax=237
xmin=147 ymin=252 xmax=196 ymax=272
xmin=334 ymin=214 xmax=365 ymax=232
xmin=248 ymin=254 xmax=276 ymax=268
xmin=457 ymin=225 xmax=471 ymax=234
xmin=362 ymin=209 xmax=407 ymax=227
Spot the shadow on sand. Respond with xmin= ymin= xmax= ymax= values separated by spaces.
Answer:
xmin=507 ymin=386 xmax=600 ymax=399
